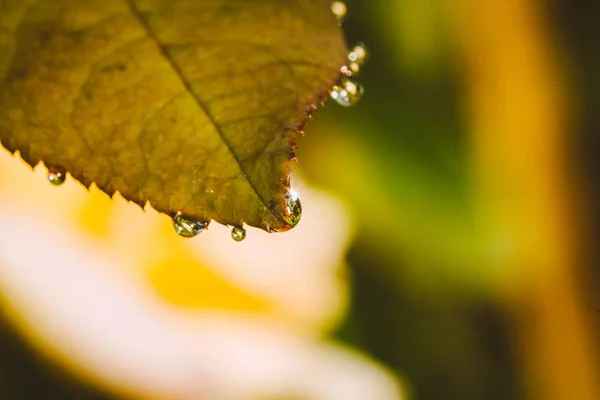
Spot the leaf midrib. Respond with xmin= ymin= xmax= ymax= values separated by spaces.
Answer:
xmin=125 ymin=0 xmax=285 ymax=224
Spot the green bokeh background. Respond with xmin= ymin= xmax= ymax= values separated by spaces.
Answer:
xmin=307 ymin=1 xmax=600 ymax=399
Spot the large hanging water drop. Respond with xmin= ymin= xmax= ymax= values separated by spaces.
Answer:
xmin=283 ymin=189 xmax=302 ymax=227
xmin=331 ymin=1 xmax=347 ymax=25
xmin=231 ymin=226 xmax=247 ymax=242
xmin=173 ymin=213 xmax=206 ymax=238
xmin=47 ymin=166 xmax=66 ymax=186
xmin=330 ymin=78 xmax=364 ymax=107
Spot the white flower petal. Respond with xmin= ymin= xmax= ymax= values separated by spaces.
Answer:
xmin=0 ymin=205 xmax=401 ymax=400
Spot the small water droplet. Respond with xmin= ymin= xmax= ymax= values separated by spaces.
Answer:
xmin=173 ymin=213 xmax=206 ymax=238
xmin=283 ymin=189 xmax=302 ymax=227
xmin=47 ymin=166 xmax=66 ymax=186
xmin=348 ymin=43 xmax=369 ymax=65
xmin=330 ymin=78 xmax=364 ymax=107
xmin=331 ymin=1 xmax=347 ymax=25
xmin=231 ymin=226 xmax=247 ymax=242
xmin=340 ymin=65 xmax=353 ymax=77
xmin=349 ymin=63 xmax=361 ymax=75
xmin=344 ymin=43 xmax=369 ymax=76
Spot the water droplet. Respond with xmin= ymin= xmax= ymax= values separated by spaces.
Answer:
xmin=331 ymin=1 xmax=347 ymax=25
xmin=343 ymin=43 xmax=369 ymax=76
xmin=340 ymin=65 xmax=353 ymax=77
xmin=330 ymin=78 xmax=364 ymax=107
xmin=349 ymin=63 xmax=361 ymax=75
xmin=231 ymin=226 xmax=247 ymax=242
xmin=47 ymin=166 xmax=66 ymax=186
xmin=349 ymin=43 xmax=369 ymax=65
xmin=283 ymin=189 xmax=302 ymax=227
xmin=173 ymin=213 xmax=206 ymax=238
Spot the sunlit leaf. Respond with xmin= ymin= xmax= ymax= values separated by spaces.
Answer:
xmin=0 ymin=0 xmax=346 ymax=232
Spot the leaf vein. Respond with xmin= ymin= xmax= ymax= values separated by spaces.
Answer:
xmin=124 ymin=0 xmax=285 ymax=223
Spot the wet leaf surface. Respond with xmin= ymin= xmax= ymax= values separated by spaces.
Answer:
xmin=0 ymin=0 xmax=346 ymax=231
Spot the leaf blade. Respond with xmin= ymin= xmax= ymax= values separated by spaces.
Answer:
xmin=0 ymin=0 xmax=346 ymax=231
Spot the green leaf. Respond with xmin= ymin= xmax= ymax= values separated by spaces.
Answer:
xmin=0 ymin=0 xmax=346 ymax=232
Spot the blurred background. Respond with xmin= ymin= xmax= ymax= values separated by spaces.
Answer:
xmin=1 ymin=0 xmax=600 ymax=399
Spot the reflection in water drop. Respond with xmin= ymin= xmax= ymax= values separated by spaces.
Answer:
xmin=47 ymin=166 xmax=66 ymax=186
xmin=231 ymin=226 xmax=247 ymax=242
xmin=173 ymin=213 xmax=206 ymax=238
xmin=330 ymin=78 xmax=364 ymax=107
xmin=283 ymin=189 xmax=302 ymax=227
xmin=331 ymin=1 xmax=347 ymax=25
